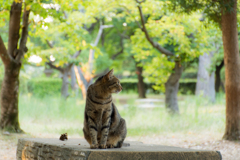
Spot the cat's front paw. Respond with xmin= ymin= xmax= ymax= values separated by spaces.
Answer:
xmin=99 ymin=144 xmax=107 ymax=149
xmin=107 ymin=144 xmax=114 ymax=148
xmin=90 ymin=144 xmax=99 ymax=149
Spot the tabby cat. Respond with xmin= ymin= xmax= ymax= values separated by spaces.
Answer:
xmin=83 ymin=69 xmax=127 ymax=149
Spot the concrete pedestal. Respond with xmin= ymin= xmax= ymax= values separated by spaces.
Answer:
xmin=17 ymin=138 xmax=221 ymax=160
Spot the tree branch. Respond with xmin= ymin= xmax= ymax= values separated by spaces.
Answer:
xmin=136 ymin=0 xmax=146 ymax=3
xmin=84 ymin=18 xmax=99 ymax=34
xmin=46 ymin=39 xmax=54 ymax=48
xmin=136 ymin=3 xmax=174 ymax=56
xmin=111 ymin=38 xmax=124 ymax=60
xmin=8 ymin=2 xmax=22 ymax=59
xmin=118 ymin=5 xmax=142 ymax=29
xmin=217 ymin=59 xmax=224 ymax=68
xmin=63 ymin=11 xmax=68 ymax=19
xmin=17 ymin=4 xmax=30 ymax=62
xmin=88 ymin=24 xmax=114 ymax=74
xmin=72 ymin=50 xmax=82 ymax=59
xmin=46 ymin=61 xmax=64 ymax=72
xmin=93 ymin=25 xmax=113 ymax=46
xmin=0 ymin=36 xmax=10 ymax=65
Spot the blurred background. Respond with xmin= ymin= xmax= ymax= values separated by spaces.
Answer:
xmin=0 ymin=0 xmax=240 ymax=159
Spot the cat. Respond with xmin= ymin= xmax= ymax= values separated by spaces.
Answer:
xmin=83 ymin=69 xmax=127 ymax=149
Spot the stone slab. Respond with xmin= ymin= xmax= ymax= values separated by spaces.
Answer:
xmin=17 ymin=138 xmax=222 ymax=160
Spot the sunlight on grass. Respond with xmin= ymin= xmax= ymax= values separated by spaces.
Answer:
xmin=18 ymin=93 xmax=226 ymax=137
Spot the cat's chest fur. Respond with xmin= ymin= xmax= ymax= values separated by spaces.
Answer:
xmin=86 ymin=85 xmax=113 ymax=129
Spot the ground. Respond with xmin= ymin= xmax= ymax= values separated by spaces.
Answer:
xmin=1 ymin=132 xmax=240 ymax=160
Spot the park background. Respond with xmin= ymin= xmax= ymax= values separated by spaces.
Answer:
xmin=0 ymin=0 xmax=240 ymax=159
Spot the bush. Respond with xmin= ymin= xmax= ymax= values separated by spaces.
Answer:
xmin=1 ymin=77 xmax=196 ymax=98
xmin=27 ymin=78 xmax=62 ymax=97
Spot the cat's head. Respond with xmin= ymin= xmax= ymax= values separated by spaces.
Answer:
xmin=95 ymin=69 xmax=122 ymax=94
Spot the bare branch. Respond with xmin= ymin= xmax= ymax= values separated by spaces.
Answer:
xmin=136 ymin=0 xmax=146 ymax=3
xmin=83 ymin=17 xmax=100 ymax=34
xmin=72 ymin=50 xmax=82 ymax=59
xmin=46 ymin=39 xmax=54 ymax=48
xmin=63 ymin=11 xmax=68 ymax=19
xmin=136 ymin=4 xmax=174 ymax=56
xmin=46 ymin=61 xmax=64 ymax=72
xmin=0 ymin=36 xmax=10 ymax=65
xmin=111 ymin=48 xmax=124 ymax=60
xmin=111 ymin=38 xmax=124 ymax=60
xmin=93 ymin=25 xmax=113 ymax=46
xmin=89 ymin=24 xmax=114 ymax=74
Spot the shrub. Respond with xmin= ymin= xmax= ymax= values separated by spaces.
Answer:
xmin=27 ymin=78 xmax=62 ymax=97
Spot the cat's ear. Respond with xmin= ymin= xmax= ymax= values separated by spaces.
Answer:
xmin=105 ymin=69 xmax=114 ymax=80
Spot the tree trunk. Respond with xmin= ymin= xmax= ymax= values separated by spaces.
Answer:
xmin=59 ymin=65 xmax=72 ymax=99
xmin=165 ymin=61 xmax=183 ymax=114
xmin=74 ymin=66 xmax=89 ymax=99
xmin=0 ymin=63 xmax=22 ymax=132
xmin=70 ymin=65 xmax=77 ymax=91
xmin=61 ymin=69 xmax=70 ymax=99
xmin=45 ymin=42 xmax=81 ymax=99
xmin=222 ymin=0 xmax=240 ymax=140
xmin=0 ymin=2 xmax=29 ymax=132
xmin=195 ymin=52 xmax=215 ymax=102
xmin=136 ymin=65 xmax=146 ymax=98
xmin=215 ymin=60 xmax=224 ymax=93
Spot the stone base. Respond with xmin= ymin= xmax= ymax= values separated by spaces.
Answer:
xmin=17 ymin=138 xmax=221 ymax=160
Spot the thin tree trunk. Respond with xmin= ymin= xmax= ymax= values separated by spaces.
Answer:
xmin=215 ymin=60 xmax=224 ymax=93
xmin=195 ymin=52 xmax=215 ymax=102
xmin=222 ymin=0 xmax=240 ymax=140
xmin=165 ymin=61 xmax=183 ymax=114
xmin=70 ymin=65 xmax=77 ymax=91
xmin=61 ymin=68 xmax=70 ymax=99
xmin=136 ymin=65 xmax=146 ymax=98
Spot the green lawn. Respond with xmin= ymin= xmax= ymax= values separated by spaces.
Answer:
xmin=18 ymin=93 xmax=226 ymax=137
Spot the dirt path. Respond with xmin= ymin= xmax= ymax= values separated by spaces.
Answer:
xmin=127 ymin=133 xmax=240 ymax=160
xmin=0 ymin=137 xmax=18 ymax=160
xmin=1 ymin=132 xmax=239 ymax=160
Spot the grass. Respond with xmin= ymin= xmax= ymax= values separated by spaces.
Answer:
xmin=18 ymin=93 xmax=226 ymax=137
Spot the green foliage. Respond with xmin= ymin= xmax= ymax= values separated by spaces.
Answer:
xmin=28 ymin=10 xmax=95 ymax=67
xmin=128 ymin=1 xmax=211 ymax=91
xmin=143 ymin=56 xmax=175 ymax=92
xmin=0 ymin=0 xmax=227 ymax=96
xmin=27 ymin=78 xmax=62 ymax=97
xmin=82 ymin=0 xmax=221 ymax=91
xmin=169 ymin=0 xmax=236 ymax=25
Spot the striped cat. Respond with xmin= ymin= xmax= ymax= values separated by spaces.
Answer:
xmin=83 ymin=69 xmax=127 ymax=149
